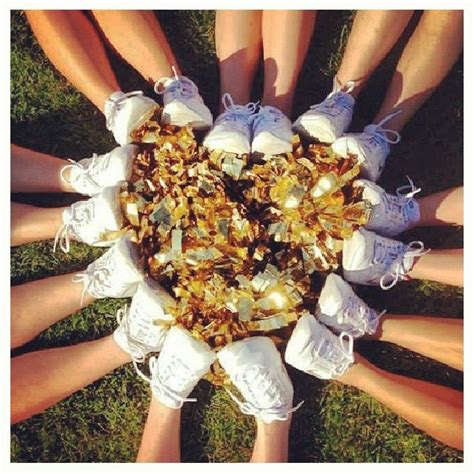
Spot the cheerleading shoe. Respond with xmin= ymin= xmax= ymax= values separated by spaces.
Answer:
xmin=155 ymin=67 xmax=212 ymax=130
xmin=61 ymin=145 xmax=138 ymax=196
xmin=74 ymin=235 xmax=144 ymax=302
xmin=251 ymin=105 xmax=293 ymax=155
xmin=316 ymin=273 xmax=383 ymax=338
xmin=148 ymin=326 xmax=216 ymax=409
xmin=203 ymin=93 xmax=257 ymax=155
xmin=54 ymin=186 xmax=123 ymax=253
xmin=105 ymin=91 xmax=158 ymax=145
xmin=332 ymin=110 xmax=403 ymax=181
xmin=285 ymin=313 xmax=354 ymax=379
xmin=113 ymin=280 xmax=175 ymax=361
xmin=293 ymin=78 xmax=355 ymax=144
xmin=355 ymin=177 xmax=420 ymax=237
xmin=342 ymin=228 xmax=429 ymax=290
xmin=218 ymin=337 xmax=300 ymax=423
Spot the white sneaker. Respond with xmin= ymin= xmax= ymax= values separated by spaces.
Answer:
xmin=74 ymin=235 xmax=144 ymax=302
xmin=61 ymin=145 xmax=138 ymax=196
xmin=203 ymin=93 xmax=257 ymax=155
xmin=331 ymin=110 xmax=402 ymax=181
xmin=104 ymin=91 xmax=158 ymax=145
xmin=148 ymin=326 xmax=216 ymax=409
xmin=355 ymin=177 xmax=421 ymax=237
xmin=293 ymin=79 xmax=355 ymax=144
xmin=316 ymin=273 xmax=383 ymax=338
xmin=113 ymin=280 xmax=175 ymax=362
xmin=54 ymin=186 xmax=123 ymax=253
xmin=251 ymin=106 xmax=293 ymax=155
xmin=218 ymin=337 xmax=299 ymax=423
xmin=285 ymin=313 xmax=354 ymax=379
xmin=342 ymin=228 xmax=429 ymax=290
xmin=155 ymin=67 xmax=213 ymax=130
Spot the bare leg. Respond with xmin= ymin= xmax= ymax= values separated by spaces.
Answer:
xmin=215 ymin=10 xmax=262 ymax=109
xmin=92 ymin=10 xmax=179 ymax=84
xmin=372 ymin=315 xmax=463 ymax=370
xmin=409 ymin=249 xmax=463 ymax=287
xmin=11 ymin=144 xmax=75 ymax=194
xmin=373 ymin=10 xmax=463 ymax=131
xmin=11 ymin=203 xmax=65 ymax=247
xmin=250 ymin=417 xmax=291 ymax=462
xmin=336 ymin=10 xmax=414 ymax=97
xmin=26 ymin=10 xmax=120 ymax=112
xmin=261 ymin=11 xmax=316 ymax=116
xmin=11 ymin=273 xmax=94 ymax=349
xmin=337 ymin=355 xmax=463 ymax=450
xmin=11 ymin=335 xmax=130 ymax=424
xmin=136 ymin=397 xmax=181 ymax=462
xmin=415 ymin=186 xmax=463 ymax=228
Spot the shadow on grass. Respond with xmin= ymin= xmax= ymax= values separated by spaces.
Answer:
xmin=288 ymin=367 xmax=328 ymax=462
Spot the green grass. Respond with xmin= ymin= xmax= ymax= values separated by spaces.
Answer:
xmin=11 ymin=10 xmax=463 ymax=462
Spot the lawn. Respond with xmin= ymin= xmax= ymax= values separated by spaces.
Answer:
xmin=10 ymin=10 xmax=463 ymax=463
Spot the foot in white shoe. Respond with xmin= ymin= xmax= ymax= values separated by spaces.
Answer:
xmin=148 ymin=326 xmax=216 ymax=409
xmin=203 ymin=93 xmax=257 ymax=155
xmin=61 ymin=145 xmax=138 ymax=196
xmin=293 ymin=78 xmax=355 ymax=144
xmin=285 ymin=312 xmax=354 ymax=379
xmin=218 ymin=337 xmax=300 ymax=423
xmin=316 ymin=273 xmax=383 ymax=338
xmin=331 ymin=110 xmax=403 ymax=181
xmin=104 ymin=91 xmax=158 ymax=145
xmin=342 ymin=228 xmax=429 ymax=290
xmin=355 ymin=177 xmax=421 ymax=237
xmin=155 ymin=67 xmax=213 ymax=130
xmin=74 ymin=235 xmax=144 ymax=302
xmin=54 ymin=186 xmax=123 ymax=253
xmin=251 ymin=105 xmax=293 ymax=155
xmin=113 ymin=280 xmax=175 ymax=362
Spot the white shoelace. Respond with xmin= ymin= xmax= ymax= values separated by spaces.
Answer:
xmin=154 ymin=66 xmax=198 ymax=100
xmin=148 ymin=356 xmax=197 ymax=408
xmin=379 ymin=241 xmax=430 ymax=290
xmin=60 ymin=152 xmax=110 ymax=191
xmin=331 ymin=332 xmax=354 ymax=377
xmin=53 ymin=200 xmax=96 ymax=253
xmin=362 ymin=109 xmax=403 ymax=146
xmin=379 ymin=176 xmax=421 ymax=226
xmin=341 ymin=296 xmax=386 ymax=337
xmin=105 ymin=91 xmax=145 ymax=131
xmin=225 ymin=366 xmax=303 ymax=420
xmin=396 ymin=175 xmax=421 ymax=199
xmin=53 ymin=222 xmax=73 ymax=254
xmin=214 ymin=93 xmax=258 ymax=133
xmin=226 ymin=389 xmax=304 ymax=420
xmin=309 ymin=80 xmax=355 ymax=116
xmin=115 ymin=304 xmax=153 ymax=383
xmin=73 ymin=256 xmax=114 ymax=304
